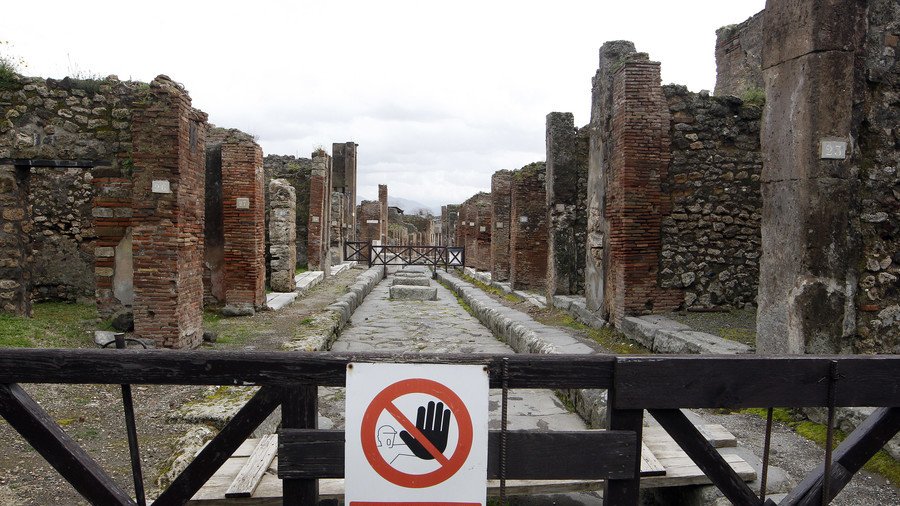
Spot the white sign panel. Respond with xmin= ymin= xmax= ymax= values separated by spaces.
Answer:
xmin=346 ymin=363 xmax=488 ymax=506
xmin=151 ymin=180 xmax=171 ymax=194
xmin=235 ymin=197 xmax=250 ymax=209
xmin=820 ymin=138 xmax=848 ymax=160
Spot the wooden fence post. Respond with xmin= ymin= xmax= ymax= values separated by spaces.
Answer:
xmin=282 ymin=386 xmax=318 ymax=506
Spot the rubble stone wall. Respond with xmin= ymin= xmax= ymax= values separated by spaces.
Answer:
xmin=268 ymin=178 xmax=296 ymax=292
xmin=714 ymin=11 xmax=765 ymax=97
xmin=264 ymin=154 xmax=311 ymax=267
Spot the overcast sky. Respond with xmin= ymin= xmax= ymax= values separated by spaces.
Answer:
xmin=2 ymin=0 xmax=764 ymax=212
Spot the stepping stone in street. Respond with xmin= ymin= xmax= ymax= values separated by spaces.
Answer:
xmin=390 ymin=277 xmax=431 ymax=286
xmin=389 ymin=285 xmax=438 ymax=301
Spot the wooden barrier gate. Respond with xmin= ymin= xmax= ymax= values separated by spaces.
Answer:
xmin=0 ymin=350 xmax=897 ymax=505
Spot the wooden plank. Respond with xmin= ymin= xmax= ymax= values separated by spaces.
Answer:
xmin=0 ymin=383 xmax=137 ymax=506
xmin=225 ymin=434 xmax=278 ymax=498
xmin=281 ymin=386 xmax=318 ymax=506
xmin=640 ymin=443 xmax=665 ymax=477
xmin=0 ymin=349 xmax=615 ymax=389
xmin=615 ymin=355 xmax=900 ymax=409
xmin=782 ymin=407 xmax=900 ymax=505
xmin=154 ymin=386 xmax=282 ymax=506
xmin=641 ymin=454 xmax=755 ymax=488
xmin=643 ymin=424 xmax=736 ymax=448
xmin=649 ymin=409 xmax=759 ymax=505
xmin=277 ymin=429 xmax=637 ymax=480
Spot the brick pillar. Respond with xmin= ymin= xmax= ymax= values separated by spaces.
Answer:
xmin=491 ymin=170 xmax=513 ymax=281
xmin=130 ymin=76 xmax=208 ymax=349
xmin=604 ymin=54 xmax=680 ymax=326
xmin=474 ymin=193 xmax=492 ymax=271
xmin=332 ymin=142 xmax=358 ymax=241
xmin=221 ymin=137 xmax=266 ymax=314
xmin=0 ymin=165 xmax=30 ymax=316
xmin=546 ymin=112 xmax=589 ymax=298
xmin=378 ymin=184 xmax=388 ymax=244
xmin=307 ymin=151 xmax=332 ymax=275
xmin=509 ymin=162 xmax=548 ymax=290
xmin=756 ymin=0 xmax=872 ymax=354
xmin=269 ymin=179 xmax=296 ymax=292
xmin=92 ymin=175 xmax=133 ymax=318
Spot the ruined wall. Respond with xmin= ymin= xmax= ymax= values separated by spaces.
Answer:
xmin=0 ymin=75 xmax=145 ymax=315
xmin=203 ymin=142 xmax=225 ymax=305
xmin=269 ymin=179 xmax=296 ymax=292
xmin=92 ymin=176 xmax=132 ymax=318
xmin=714 ymin=11 xmax=765 ymax=97
xmin=660 ymin=85 xmax=763 ymax=309
xmin=221 ymin=133 xmax=265 ymax=313
xmin=509 ymin=162 xmax=547 ymax=291
xmin=357 ymin=200 xmax=382 ymax=243
xmin=130 ymin=77 xmax=208 ymax=348
xmin=546 ymin=113 xmax=588 ymax=298
xmin=307 ymin=151 xmax=332 ymax=274
xmin=472 ymin=193 xmax=492 ymax=271
xmin=758 ymin=0 xmax=899 ymax=355
xmin=378 ymin=184 xmax=388 ymax=244
xmin=330 ymin=191 xmax=345 ymax=263
xmin=442 ymin=204 xmax=459 ymax=247
xmin=264 ymin=154 xmax=311 ymax=267
xmin=490 ymin=170 xmax=513 ymax=281
xmin=332 ymin=142 xmax=357 ymax=241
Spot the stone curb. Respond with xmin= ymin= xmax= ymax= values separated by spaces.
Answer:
xmin=326 ymin=265 xmax=386 ymax=331
xmin=437 ymin=270 xmax=609 ymax=427
xmin=620 ymin=315 xmax=752 ymax=354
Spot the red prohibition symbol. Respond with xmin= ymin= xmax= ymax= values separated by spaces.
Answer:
xmin=360 ymin=378 xmax=474 ymax=488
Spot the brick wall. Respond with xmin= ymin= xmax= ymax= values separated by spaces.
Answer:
xmin=472 ymin=193 xmax=492 ymax=271
xmin=130 ymin=76 xmax=208 ymax=349
xmin=546 ymin=112 xmax=588 ymax=298
xmin=491 ymin=171 xmax=512 ymax=281
xmin=332 ymin=142 xmax=358 ymax=241
xmin=92 ymin=176 xmax=132 ymax=318
xmin=307 ymin=151 xmax=332 ymax=274
xmin=269 ymin=178 xmax=296 ymax=292
xmin=604 ymin=55 xmax=681 ymax=325
xmin=221 ymin=135 xmax=266 ymax=312
xmin=509 ymin=162 xmax=548 ymax=291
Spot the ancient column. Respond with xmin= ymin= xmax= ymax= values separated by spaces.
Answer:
xmin=269 ymin=179 xmax=297 ymax=292
xmin=509 ymin=162 xmax=548 ymax=290
xmin=491 ymin=171 xmax=513 ymax=282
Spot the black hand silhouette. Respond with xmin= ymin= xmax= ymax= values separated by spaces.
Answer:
xmin=399 ymin=401 xmax=451 ymax=460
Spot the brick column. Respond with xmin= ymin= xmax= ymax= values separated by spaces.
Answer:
xmin=473 ymin=193 xmax=492 ymax=272
xmin=604 ymin=55 xmax=680 ymax=325
xmin=332 ymin=142 xmax=358 ymax=240
xmin=546 ymin=112 xmax=589 ymax=298
xmin=269 ymin=179 xmax=296 ymax=292
xmin=307 ymin=151 xmax=332 ymax=275
xmin=130 ymin=76 xmax=208 ymax=349
xmin=491 ymin=171 xmax=513 ymax=281
xmin=509 ymin=162 xmax=548 ymax=290
xmin=0 ymin=165 xmax=30 ymax=316
xmin=221 ymin=137 xmax=266 ymax=314
xmin=92 ymin=175 xmax=133 ymax=318
xmin=378 ymin=184 xmax=388 ymax=244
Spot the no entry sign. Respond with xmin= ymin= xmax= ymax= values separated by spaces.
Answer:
xmin=345 ymin=363 xmax=489 ymax=505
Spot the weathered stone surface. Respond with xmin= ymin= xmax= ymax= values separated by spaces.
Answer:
xmin=389 ymin=285 xmax=437 ymax=301
xmin=110 ymin=309 xmax=134 ymax=332
xmin=390 ymin=276 xmax=430 ymax=286
xmin=264 ymin=155 xmax=311 ymax=266
xmin=715 ymin=11 xmax=764 ymax=97
xmin=490 ymin=171 xmax=512 ymax=281
xmin=268 ymin=179 xmax=297 ymax=293
xmin=509 ymin=162 xmax=547 ymax=290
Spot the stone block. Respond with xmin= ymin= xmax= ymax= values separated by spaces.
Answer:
xmin=389 ymin=285 xmax=438 ymax=301
xmin=391 ymin=277 xmax=430 ymax=286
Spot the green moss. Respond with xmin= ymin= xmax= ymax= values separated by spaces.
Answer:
xmin=57 ymin=418 xmax=77 ymax=427
xmin=295 ymin=265 xmax=308 ymax=274
xmin=719 ymin=327 xmax=756 ymax=347
xmin=0 ymin=302 xmax=97 ymax=348
xmin=741 ymin=87 xmax=766 ymax=107
xmin=299 ymin=317 xmax=314 ymax=325
xmin=437 ymin=279 xmax=475 ymax=317
xmin=459 ymin=273 xmax=523 ymax=303
xmin=741 ymin=408 xmax=900 ymax=484
xmin=536 ymin=310 xmax=650 ymax=355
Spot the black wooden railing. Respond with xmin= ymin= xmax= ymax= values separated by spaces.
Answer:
xmin=0 ymin=350 xmax=897 ymax=505
xmin=344 ymin=241 xmax=465 ymax=270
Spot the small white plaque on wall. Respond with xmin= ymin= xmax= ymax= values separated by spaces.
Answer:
xmin=311 ymin=216 xmax=320 ymax=223
xmin=479 ymin=226 xmax=486 ymax=232
xmin=496 ymin=222 xmax=504 ymax=229
xmin=820 ymin=138 xmax=848 ymax=159
xmin=235 ymin=198 xmax=250 ymax=209
xmin=366 ymin=219 xmax=380 ymax=224
xmin=470 ymin=221 xmax=475 ymax=226
xmin=151 ymin=180 xmax=171 ymax=194
xmin=519 ymin=216 xmax=529 ymax=223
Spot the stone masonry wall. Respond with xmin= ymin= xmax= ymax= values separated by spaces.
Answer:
xmin=758 ymin=0 xmax=899 ymax=354
xmin=0 ymin=165 xmax=30 ymax=315
xmin=92 ymin=176 xmax=132 ymax=318
xmin=330 ymin=191 xmax=345 ymax=263
xmin=714 ymin=11 xmax=765 ymax=97
xmin=442 ymin=204 xmax=459 ymax=247
xmin=509 ymin=162 xmax=548 ymax=291
xmin=264 ymin=154 xmax=311 ymax=267
xmin=332 ymin=142 xmax=357 ymax=241
xmin=378 ymin=184 xmax=388 ymax=244
xmin=490 ymin=170 xmax=512 ymax=281
xmin=221 ymin=133 xmax=266 ymax=312
xmin=660 ymin=85 xmax=763 ymax=309
xmin=546 ymin=112 xmax=588 ymax=298
xmin=268 ymin=178 xmax=296 ymax=292
xmin=605 ymin=54 xmax=681 ymax=325
xmin=130 ymin=77 xmax=208 ymax=349
xmin=357 ymin=200 xmax=381 ymax=244
xmin=471 ymin=193 xmax=492 ymax=271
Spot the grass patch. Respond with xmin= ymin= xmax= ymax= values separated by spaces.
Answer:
xmin=741 ymin=408 xmax=900 ymax=484
xmin=295 ymin=265 xmax=308 ymax=274
xmin=459 ymin=273 xmax=523 ymax=303
xmin=437 ymin=279 xmax=475 ymax=317
xmin=718 ymin=327 xmax=756 ymax=347
xmin=741 ymin=86 xmax=766 ymax=107
xmin=299 ymin=317 xmax=314 ymax=325
xmin=536 ymin=310 xmax=650 ymax=354
xmin=0 ymin=302 xmax=97 ymax=348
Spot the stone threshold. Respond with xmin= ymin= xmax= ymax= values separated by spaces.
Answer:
xmin=619 ymin=314 xmax=752 ymax=355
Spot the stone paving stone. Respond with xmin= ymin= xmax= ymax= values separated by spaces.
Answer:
xmin=322 ymin=278 xmax=588 ymax=434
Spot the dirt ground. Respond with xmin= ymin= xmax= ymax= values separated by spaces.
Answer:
xmin=0 ymin=267 xmax=362 ymax=506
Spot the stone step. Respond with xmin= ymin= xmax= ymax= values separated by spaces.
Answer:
xmin=388 ymin=285 xmax=438 ymax=301
xmin=390 ymin=277 xmax=431 ymax=286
